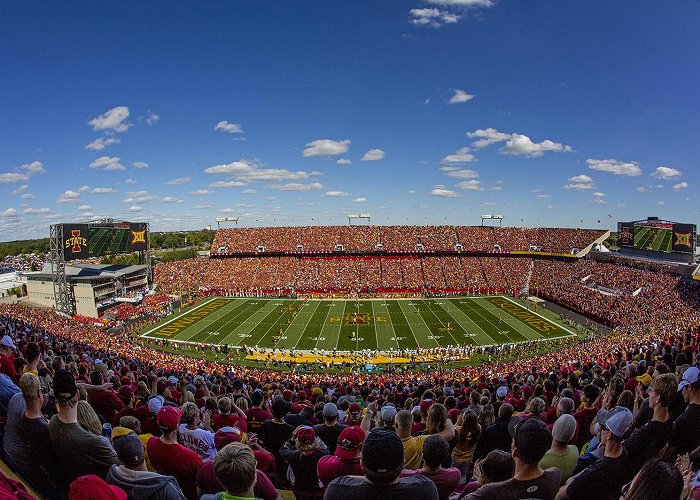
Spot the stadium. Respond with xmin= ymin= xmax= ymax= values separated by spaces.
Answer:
xmin=2 ymin=2 xmax=700 ymax=499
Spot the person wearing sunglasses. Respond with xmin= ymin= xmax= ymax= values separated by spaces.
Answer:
xmin=556 ymin=406 xmax=633 ymax=500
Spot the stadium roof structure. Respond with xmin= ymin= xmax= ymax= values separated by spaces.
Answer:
xmin=25 ymin=263 xmax=148 ymax=282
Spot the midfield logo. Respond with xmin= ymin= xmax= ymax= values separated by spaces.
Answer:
xmin=65 ymin=230 xmax=88 ymax=253
xmin=131 ymin=230 xmax=146 ymax=244
xmin=674 ymin=232 xmax=691 ymax=249
xmin=329 ymin=313 xmax=387 ymax=325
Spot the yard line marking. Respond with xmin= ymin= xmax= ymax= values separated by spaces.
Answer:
xmin=182 ymin=298 xmax=250 ymax=343
xmin=141 ymin=297 xmax=218 ymax=339
xmin=397 ymin=300 xmax=439 ymax=348
xmin=445 ymin=298 xmax=497 ymax=345
xmin=314 ymin=300 xmax=339 ymax=351
xmin=500 ymin=296 xmax=576 ymax=337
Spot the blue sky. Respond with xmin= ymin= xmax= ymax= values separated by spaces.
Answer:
xmin=1 ymin=1 xmax=699 ymax=241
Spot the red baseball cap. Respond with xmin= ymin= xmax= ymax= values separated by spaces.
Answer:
xmin=118 ymin=385 xmax=134 ymax=404
xmin=419 ymin=399 xmax=434 ymax=414
xmin=214 ymin=424 xmax=244 ymax=450
xmin=298 ymin=390 xmax=307 ymax=399
xmin=282 ymin=389 xmax=293 ymax=401
xmin=156 ymin=405 xmax=182 ymax=430
xmin=348 ymin=403 xmax=362 ymax=415
xmin=335 ymin=426 xmax=365 ymax=461
xmin=296 ymin=426 xmax=316 ymax=444
xmin=69 ymin=475 xmax=127 ymax=500
xmin=448 ymin=408 xmax=461 ymax=424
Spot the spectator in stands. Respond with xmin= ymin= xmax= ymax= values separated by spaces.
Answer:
xmin=107 ymin=429 xmax=186 ymax=499
xmin=0 ymin=333 xmax=17 ymax=381
xmin=539 ymin=414 xmax=578 ymax=484
xmin=324 ymin=429 xmax=439 ymax=499
xmin=623 ymin=372 xmax=675 ymax=481
xmin=458 ymin=450 xmax=515 ymax=498
xmin=19 ymin=372 xmax=65 ymax=497
xmin=70 ymin=474 xmax=127 ymax=500
xmin=665 ymin=366 xmax=700 ymax=460
xmin=211 ymin=397 xmax=247 ymax=432
xmin=147 ymin=405 xmax=203 ymax=500
xmin=263 ymin=397 xmax=295 ymax=480
xmin=473 ymin=403 xmax=514 ymax=461
xmin=572 ymin=384 xmax=599 ymax=450
xmin=317 ymin=425 xmax=365 ymax=486
xmin=279 ymin=425 xmax=328 ymax=499
xmin=49 ymin=369 xmax=120 ymax=482
xmin=464 ymin=417 xmax=559 ymax=500
xmin=77 ymin=400 xmax=114 ymax=449
xmin=400 ymin=435 xmax=460 ymax=500
xmin=200 ymin=442 xmax=258 ymax=500
xmin=179 ymin=402 xmax=216 ymax=460
xmin=314 ymin=402 xmax=347 ymax=454
xmin=451 ymin=410 xmax=480 ymax=476
xmin=245 ymin=390 xmax=272 ymax=435
xmin=619 ymin=458 xmax=685 ymax=500
xmin=22 ymin=342 xmax=40 ymax=376
xmin=395 ymin=408 xmax=455 ymax=470
xmin=557 ymin=406 xmax=633 ymax=500
xmin=87 ymin=368 xmax=125 ymax=422
xmin=3 ymin=375 xmax=30 ymax=479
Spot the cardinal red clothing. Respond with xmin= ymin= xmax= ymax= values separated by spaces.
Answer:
xmin=211 ymin=412 xmax=246 ymax=432
xmin=401 ymin=468 xmax=460 ymax=500
xmin=87 ymin=389 xmax=125 ymax=421
xmin=147 ymin=437 xmax=202 ymax=500
xmin=0 ymin=353 xmax=16 ymax=381
xmin=317 ymin=455 xmax=363 ymax=487
xmin=197 ymin=461 xmax=279 ymax=500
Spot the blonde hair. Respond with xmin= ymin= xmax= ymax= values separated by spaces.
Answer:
xmin=426 ymin=403 xmax=448 ymax=435
xmin=77 ymin=400 xmax=103 ymax=436
xmin=235 ymin=397 xmax=249 ymax=411
xmin=181 ymin=402 xmax=199 ymax=425
xmin=19 ymin=373 xmax=41 ymax=400
xmin=213 ymin=443 xmax=257 ymax=495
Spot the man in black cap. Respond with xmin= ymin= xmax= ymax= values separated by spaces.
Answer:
xmin=49 ymin=369 xmax=120 ymax=483
xmin=324 ymin=428 xmax=438 ymax=499
xmin=463 ymin=416 xmax=560 ymax=500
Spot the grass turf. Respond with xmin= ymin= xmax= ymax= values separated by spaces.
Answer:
xmin=634 ymin=226 xmax=672 ymax=253
xmin=140 ymin=296 xmax=575 ymax=352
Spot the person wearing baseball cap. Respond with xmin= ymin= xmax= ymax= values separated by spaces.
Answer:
xmin=317 ymin=426 xmax=365 ymax=486
xmin=400 ymin=435 xmax=460 ymax=500
xmin=539 ymin=414 xmax=579 ymax=483
xmin=345 ymin=402 xmax=363 ymax=426
xmin=314 ymin=402 xmax=348 ymax=454
xmin=106 ymin=430 xmax=186 ymax=499
xmin=666 ymin=366 xmax=700 ymax=459
xmin=147 ymin=405 xmax=203 ymax=500
xmin=49 ymin=370 xmax=120 ymax=483
xmin=324 ymin=429 xmax=438 ymax=499
xmin=0 ymin=334 xmax=17 ymax=380
xmin=280 ymin=425 xmax=328 ymax=499
xmin=69 ymin=474 xmax=127 ymax=500
xmin=560 ymin=406 xmax=633 ymax=500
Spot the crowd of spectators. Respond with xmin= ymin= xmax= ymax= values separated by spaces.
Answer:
xmin=0 ymin=253 xmax=47 ymax=272
xmin=0 ymin=297 xmax=698 ymax=499
xmin=211 ymin=226 xmax=606 ymax=255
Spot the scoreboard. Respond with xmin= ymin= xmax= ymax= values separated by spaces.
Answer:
xmin=617 ymin=219 xmax=696 ymax=255
xmin=62 ymin=222 xmax=149 ymax=259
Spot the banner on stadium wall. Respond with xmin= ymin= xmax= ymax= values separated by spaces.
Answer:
xmin=671 ymin=223 xmax=696 ymax=254
xmin=63 ymin=224 xmax=89 ymax=260
xmin=617 ymin=222 xmax=635 ymax=248
xmin=129 ymin=223 xmax=148 ymax=251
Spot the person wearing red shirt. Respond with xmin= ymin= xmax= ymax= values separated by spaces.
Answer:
xmin=87 ymin=370 xmax=124 ymax=421
xmin=573 ymin=384 xmax=600 ymax=450
xmin=245 ymin=390 xmax=272 ymax=435
xmin=0 ymin=335 xmax=17 ymax=381
xmin=147 ymin=406 xmax=203 ymax=500
xmin=211 ymin=397 xmax=247 ymax=432
xmin=317 ymin=425 xmax=365 ymax=486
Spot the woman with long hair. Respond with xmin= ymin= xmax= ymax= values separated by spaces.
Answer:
xmin=452 ymin=410 xmax=481 ymax=477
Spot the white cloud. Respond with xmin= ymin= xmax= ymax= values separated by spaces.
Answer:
xmin=85 ymin=137 xmax=120 ymax=151
xmin=204 ymin=159 xmax=322 ymax=183
xmin=568 ymin=174 xmax=593 ymax=183
xmin=160 ymin=197 xmax=183 ymax=203
xmin=19 ymin=161 xmax=45 ymax=175
xmin=89 ymin=156 xmax=125 ymax=171
xmin=272 ymin=182 xmax=324 ymax=191
xmin=592 ymin=192 xmax=605 ymax=197
xmin=440 ymin=167 xmax=479 ymax=179
xmin=220 ymin=208 xmax=235 ymax=213
xmin=88 ymin=106 xmax=130 ymax=133
xmin=78 ymin=185 xmax=91 ymax=192
xmin=243 ymin=189 xmax=258 ymax=194
xmin=214 ymin=120 xmax=244 ymax=134
xmin=361 ymin=149 xmax=385 ymax=161
xmin=563 ymin=182 xmax=595 ymax=191
xmin=11 ymin=185 xmax=28 ymax=195
xmin=448 ymin=89 xmax=475 ymax=104
xmin=124 ymin=178 xmax=137 ymax=184
xmin=0 ymin=173 xmax=29 ymax=183
xmin=123 ymin=191 xmax=155 ymax=203
xmin=353 ymin=197 xmax=367 ymax=203
xmin=58 ymin=190 xmax=81 ymax=203
xmin=430 ymin=185 xmax=460 ymax=197
xmin=457 ymin=180 xmax=483 ymax=190
xmin=190 ymin=189 xmax=212 ymax=195
xmin=91 ymin=187 xmax=115 ymax=194
xmin=209 ymin=180 xmax=247 ymax=188
xmin=22 ymin=207 xmax=51 ymax=215
xmin=336 ymin=158 xmax=352 ymax=165
xmin=441 ymin=147 xmax=475 ymax=164
xmin=428 ymin=0 xmax=494 ymax=5
xmin=128 ymin=206 xmax=142 ymax=212
xmin=20 ymin=193 xmax=34 ymax=200
xmin=535 ymin=194 xmax=551 ymax=199
xmin=673 ymin=182 xmax=689 ymax=191
xmin=302 ymin=139 xmax=350 ymax=157
xmin=144 ymin=111 xmax=160 ymax=126
xmin=587 ymin=158 xmax=642 ymax=177
xmin=410 ymin=8 xmax=461 ymax=28
xmin=651 ymin=166 xmax=681 ymax=179
xmin=324 ymin=191 xmax=351 ymax=197
xmin=468 ymin=128 xmax=573 ymax=157
xmin=132 ymin=162 xmax=150 ymax=169
xmin=193 ymin=204 xmax=212 ymax=209
xmin=0 ymin=208 xmax=19 ymax=218
xmin=78 ymin=205 xmax=92 ymax=211
xmin=501 ymin=134 xmax=574 ymax=157
xmin=657 ymin=201 xmax=665 ymax=206
xmin=636 ymin=186 xmax=651 ymax=193
xmin=165 ymin=177 xmax=192 ymax=185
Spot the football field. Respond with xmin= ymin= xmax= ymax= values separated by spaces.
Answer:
xmin=634 ymin=226 xmax=672 ymax=252
xmin=140 ymin=296 xmax=575 ymax=352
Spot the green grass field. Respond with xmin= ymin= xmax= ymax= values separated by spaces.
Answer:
xmin=634 ymin=226 xmax=672 ymax=253
xmin=140 ymin=296 xmax=575 ymax=352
